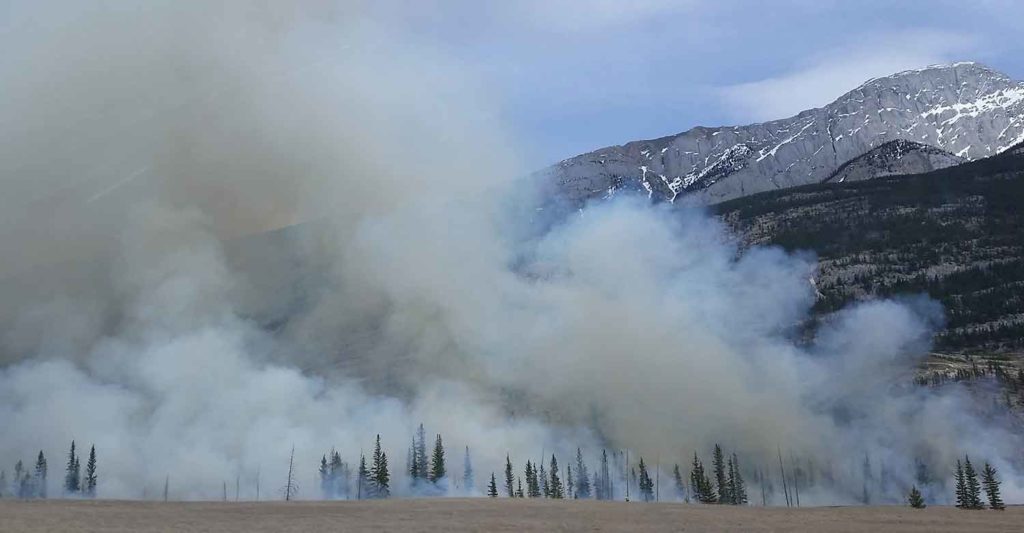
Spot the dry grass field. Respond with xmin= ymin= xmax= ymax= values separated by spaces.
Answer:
xmin=1 ymin=498 xmax=1021 ymax=532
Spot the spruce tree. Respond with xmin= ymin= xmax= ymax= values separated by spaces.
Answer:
xmin=516 ymin=476 xmax=524 ymax=498
xmin=415 ymin=424 xmax=429 ymax=481
xmin=409 ymin=437 xmax=419 ymax=480
xmin=487 ymin=473 xmax=498 ymax=497
xmin=548 ymin=455 xmax=563 ymax=499
xmin=574 ymin=448 xmax=591 ymax=498
xmin=963 ymin=456 xmax=982 ymax=509
xmin=329 ymin=451 xmax=345 ymax=499
xmin=34 ymin=451 xmax=47 ymax=499
xmin=690 ymin=453 xmax=716 ymax=504
xmin=712 ymin=444 xmax=727 ymax=503
xmin=504 ymin=455 xmax=514 ymax=497
xmin=566 ymin=463 xmax=574 ymax=499
xmin=954 ymin=459 xmax=966 ymax=509
xmin=463 ymin=446 xmax=474 ymax=494
xmin=429 ymin=434 xmax=445 ymax=484
xmin=357 ymin=455 xmax=369 ymax=499
xmin=672 ymin=464 xmax=686 ymax=501
xmin=637 ymin=458 xmax=654 ymax=502
xmin=319 ymin=455 xmax=330 ymax=498
xmin=64 ymin=441 xmax=79 ymax=494
xmin=84 ymin=446 xmax=97 ymax=498
xmin=981 ymin=463 xmax=1004 ymax=510
xmin=907 ymin=485 xmax=926 ymax=508
xmin=371 ymin=435 xmax=390 ymax=498
xmin=540 ymin=461 xmax=548 ymax=497
xmin=728 ymin=453 xmax=747 ymax=505
xmin=525 ymin=461 xmax=541 ymax=497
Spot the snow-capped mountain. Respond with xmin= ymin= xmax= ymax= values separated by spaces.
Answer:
xmin=824 ymin=139 xmax=964 ymax=183
xmin=545 ymin=62 xmax=1024 ymax=205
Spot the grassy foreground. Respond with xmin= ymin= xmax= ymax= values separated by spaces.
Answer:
xmin=1 ymin=498 xmax=1020 ymax=532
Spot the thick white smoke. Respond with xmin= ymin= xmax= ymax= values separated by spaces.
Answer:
xmin=0 ymin=1 xmax=1019 ymax=504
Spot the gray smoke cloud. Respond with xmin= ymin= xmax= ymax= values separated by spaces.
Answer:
xmin=0 ymin=1 xmax=1020 ymax=504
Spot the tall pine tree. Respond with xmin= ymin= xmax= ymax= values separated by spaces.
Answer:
xmin=954 ymin=459 xmax=967 ymax=509
xmin=712 ymin=444 xmax=727 ymax=504
xmin=672 ymin=464 xmax=686 ymax=501
xmin=64 ymin=441 xmax=79 ymax=495
xmin=84 ymin=446 xmax=97 ymax=498
xmin=548 ymin=455 xmax=563 ymax=499
xmin=637 ymin=458 xmax=654 ymax=502
xmin=728 ymin=453 xmax=747 ymax=505
xmin=574 ymin=448 xmax=591 ymax=499
xmin=963 ymin=456 xmax=982 ymax=510
xmin=462 ymin=446 xmax=474 ymax=494
xmin=504 ymin=455 xmax=514 ymax=497
xmin=371 ymin=435 xmax=390 ymax=498
xmin=487 ymin=473 xmax=498 ymax=497
xmin=981 ymin=463 xmax=1004 ymax=510
xmin=429 ymin=434 xmax=445 ymax=484
xmin=34 ymin=452 xmax=47 ymax=499
xmin=357 ymin=454 xmax=369 ymax=499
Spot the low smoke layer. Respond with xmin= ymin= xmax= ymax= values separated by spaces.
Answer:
xmin=0 ymin=1 xmax=1019 ymax=504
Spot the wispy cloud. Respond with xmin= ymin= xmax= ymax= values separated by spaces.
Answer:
xmin=719 ymin=30 xmax=979 ymax=123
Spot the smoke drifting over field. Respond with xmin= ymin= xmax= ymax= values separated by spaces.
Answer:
xmin=0 ymin=2 xmax=1019 ymax=503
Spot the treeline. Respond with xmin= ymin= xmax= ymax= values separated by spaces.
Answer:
xmin=0 ymin=441 xmax=97 ymax=499
xmin=306 ymin=425 xmax=1009 ymax=510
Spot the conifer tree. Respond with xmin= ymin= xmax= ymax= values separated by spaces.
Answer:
xmin=672 ymin=464 xmax=686 ymax=501
xmin=690 ymin=453 xmax=716 ymax=504
xmin=487 ymin=473 xmax=498 ymax=497
xmin=357 ymin=454 xmax=369 ymax=499
xmin=463 ymin=446 xmax=474 ymax=494
xmin=34 ymin=451 xmax=47 ymax=499
xmin=954 ymin=459 xmax=967 ymax=509
xmin=516 ymin=476 xmax=524 ymax=498
xmin=319 ymin=455 xmax=330 ymax=498
xmin=371 ymin=435 xmax=390 ymax=498
xmin=525 ymin=461 xmax=541 ymax=497
xmin=548 ymin=455 xmax=563 ymax=499
xmin=574 ymin=448 xmax=591 ymax=498
xmin=637 ymin=458 xmax=654 ymax=502
xmin=712 ymin=444 xmax=727 ymax=503
xmin=963 ymin=456 xmax=982 ymax=509
xmin=728 ymin=453 xmax=747 ymax=505
xmin=566 ymin=463 xmax=574 ymax=499
xmin=429 ymin=434 xmax=445 ymax=484
xmin=414 ymin=424 xmax=428 ymax=481
xmin=408 ymin=438 xmax=419 ymax=480
xmin=504 ymin=455 xmax=514 ymax=497
xmin=84 ymin=446 xmax=97 ymax=498
xmin=540 ymin=461 xmax=549 ymax=497
xmin=0 ymin=470 xmax=7 ymax=499
xmin=907 ymin=485 xmax=926 ymax=508
xmin=329 ymin=451 xmax=346 ymax=499
xmin=64 ymin=441 xmax=79 ymax=494
xmin=981 ymin=463 xmax=1004 ymax=510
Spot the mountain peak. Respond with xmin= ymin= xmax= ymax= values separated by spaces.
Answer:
xmin=545 ymin=61 xmax=1024 ymax=206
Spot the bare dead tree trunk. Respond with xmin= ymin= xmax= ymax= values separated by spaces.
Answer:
xmin=163 ymin=475 xmax=169 ymax=502
xmin=777 ymin=447 xmax=790 ymax=507
xmin=285 ymin=445 xmax=296 ymax=501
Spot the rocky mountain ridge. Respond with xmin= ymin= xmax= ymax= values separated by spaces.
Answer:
xmin=545 ymin=62 xmax=1024 ymax=206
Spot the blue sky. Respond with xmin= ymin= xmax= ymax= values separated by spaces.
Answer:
xmin=370 ymin=0 xmax=1024 ymax=166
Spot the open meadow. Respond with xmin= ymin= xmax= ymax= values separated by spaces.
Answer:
xmin=1 ymin=499 xmax=1021 ymax=532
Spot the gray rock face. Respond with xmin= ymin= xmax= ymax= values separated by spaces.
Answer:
xmin=824 ymin=139 xmax=964 ymax=183
xmin=544 ymin=62 xmax=1024 ymax=205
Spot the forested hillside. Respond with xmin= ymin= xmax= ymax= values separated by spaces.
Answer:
xmin=717 ymin=142 xmax=1024 ymax=352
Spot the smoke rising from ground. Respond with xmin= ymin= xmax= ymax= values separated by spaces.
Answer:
xmin=0 ymin=2 xmax=1020 ymax=503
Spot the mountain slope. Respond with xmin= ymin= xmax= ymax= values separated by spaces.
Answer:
xmin=546 ymin=62 xmax=1024 ymax=206
xmin=716 ymin=141 xmax=1024 ymax=352
xmin=824 ymin=139 xmax=964 ymax=183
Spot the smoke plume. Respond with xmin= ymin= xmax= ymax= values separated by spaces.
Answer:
xmin=0 ymin=1 xmax=1019 ymax=504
